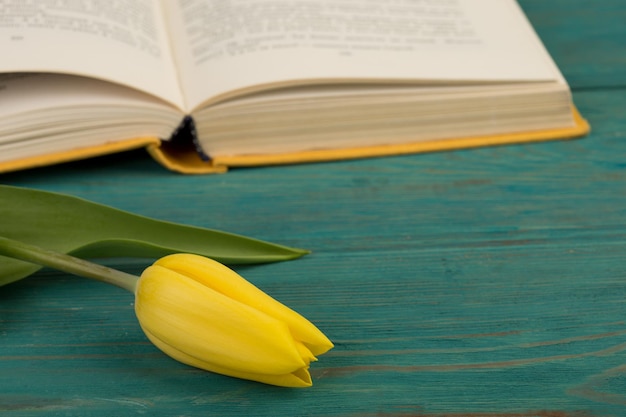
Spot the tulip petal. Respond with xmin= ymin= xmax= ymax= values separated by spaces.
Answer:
xmin=142 ymin=327 xmax=313 ymax=387
xmin=136 ymin=265 xmax=308 ymax=375
xmin=153 ymin=254 xmax=334 ymax=356
xmin=294 ymin=340 xmax=317 ymax=364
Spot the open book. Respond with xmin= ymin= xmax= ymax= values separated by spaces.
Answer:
xmin=0 ymin=0 xmax=589 ymax=174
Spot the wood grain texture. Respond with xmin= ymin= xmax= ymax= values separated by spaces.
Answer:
xmin=519 ymin=0 xmax=626 ymax=90
xmin=2 ymin=1 xmax=626 ymax=416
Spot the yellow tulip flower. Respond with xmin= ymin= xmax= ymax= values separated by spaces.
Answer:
xmin=0 ymin=235 xmax=329 ymax=387
xmin=134 ymin=254 xmax=333 ymax=387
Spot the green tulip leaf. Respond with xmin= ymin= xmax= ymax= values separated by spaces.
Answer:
xmin=0 ymin=185 xmax=308 ymax=287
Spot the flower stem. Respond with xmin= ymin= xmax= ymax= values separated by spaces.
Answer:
xmin=0 ymin=236 xmax=138 ymax=293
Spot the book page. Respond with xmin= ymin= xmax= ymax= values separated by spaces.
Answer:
xmin=163 ymin=0 xmax=565 ymax=111
xmin=0 ymin=73 xmax=181 ymax=162
xmin=0 ymin=0 xmax=183 ymax=108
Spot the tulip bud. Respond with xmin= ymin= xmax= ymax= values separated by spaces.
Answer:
xmin=134 ymin=254 xmax=333 ymax=387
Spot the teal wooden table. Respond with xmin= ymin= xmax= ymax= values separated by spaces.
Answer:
xmin=2 ymin=1 xmax=626 ymax=416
